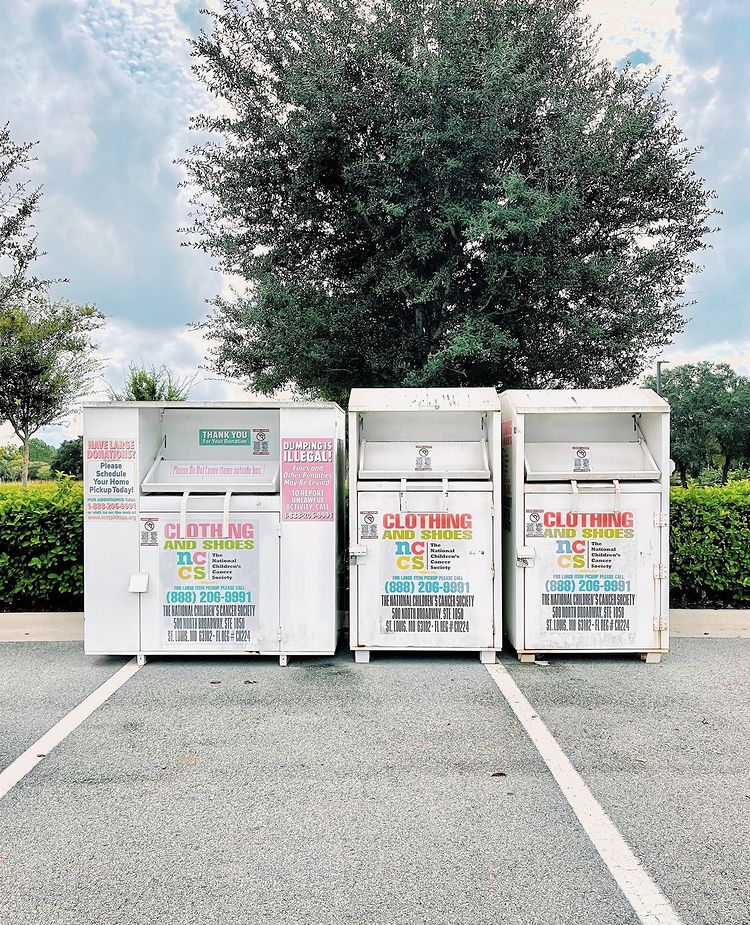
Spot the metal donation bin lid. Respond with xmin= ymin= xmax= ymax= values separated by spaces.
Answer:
xmin=504 ymin=387 xmax=667 ymax=483
xmin=351 ymin=388 xmax=498 ymax=480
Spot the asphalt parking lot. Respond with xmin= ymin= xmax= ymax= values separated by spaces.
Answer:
xmin=0 ymin=639 xmax=748 ymax=925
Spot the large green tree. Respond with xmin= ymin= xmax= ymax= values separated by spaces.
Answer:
xmin=0 ymin=292 xmax=104 ymax=484
xmin=184 ymin=0 xmax=715 ymax=404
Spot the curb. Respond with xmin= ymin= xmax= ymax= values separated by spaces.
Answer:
xmin=0 ymin=612 xmax=84 ymax=642
xmin=669 ymin=609 xmax=750 ymax=638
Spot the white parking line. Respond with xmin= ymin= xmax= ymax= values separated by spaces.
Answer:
xmin=486 ymin=662 xmax=684 ymax=925
xmin=0 ymin=659 xmax=141 ymax=800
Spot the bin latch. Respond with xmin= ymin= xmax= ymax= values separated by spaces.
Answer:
xmin=516 ymin=546 xmax=536 ymax=568
xmin=350 ymin=545 xmax=368 ymax=558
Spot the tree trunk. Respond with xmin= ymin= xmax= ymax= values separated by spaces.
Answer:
xmin=722 ymin=454 xmax=732 ymax=485
xmin=22 ymin=434 xmax=29 ymax=486
xmin=679 ymin=464 xmax=688 ymax=489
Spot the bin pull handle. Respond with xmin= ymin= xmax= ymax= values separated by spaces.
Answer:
xmin=399 ymin=478 xmax=450 ymax=512
xmin=570 ymin=480 xmax=579 ymax=512
xmin=180 ymin=491 xmax=190 ymax=536
xmin=613 ymin=479 xmax=621 ymax=511
xmin=223 ymin=491 xmax=233 ymax=536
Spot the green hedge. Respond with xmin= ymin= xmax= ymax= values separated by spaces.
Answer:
xmin=670 ymin=481 xmax=750 ymax=608
xmin=0 ymin=478 xmax=83 ymax=611
xmin=0 ymin=478 xmax=748 ymax=612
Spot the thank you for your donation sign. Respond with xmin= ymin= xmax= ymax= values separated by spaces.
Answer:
xmin=160 ymin=516 xmax=259 ymax=650
xmin=85 ymin=438 xmax=136 ymax=521
xmin=281 ymin=438 xmax=334 ymax=521
xmin=525 ymin=507 xmax=638 ymax=641
xmin=360 ymin=501 xmax=492 ymax=642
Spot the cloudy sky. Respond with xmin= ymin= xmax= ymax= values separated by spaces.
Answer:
xmin=0 ymin=0 xmax=747 ymax=444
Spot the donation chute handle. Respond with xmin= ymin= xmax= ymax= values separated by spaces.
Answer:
xmin=180 ymin=491 xmax=190 ymax=537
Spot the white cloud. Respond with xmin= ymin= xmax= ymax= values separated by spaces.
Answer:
xmin=0 ymin=317 xmax=259 ymax=448
xmin=584 ymin=0 xmax=684 ymax=78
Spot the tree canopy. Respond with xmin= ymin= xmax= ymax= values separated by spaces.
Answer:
xmin=52 ymin=436 xmax=83 ymax=478
xmin=184 ymin=0 xmax=716 ymax=404
xmin=0 ymin=124 xmax=45 ymax=311
xmin=645 ymin=362 xmax=750 ymax=486
xmin=0 ymin=292 xmax=104 ymax=484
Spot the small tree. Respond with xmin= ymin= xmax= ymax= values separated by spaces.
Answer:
xmin=0 ymin=125 xmax=47 ymax=311
xmin=0 ymin=444 xmax=22 ymax=482
xmin=108 ymin=362 xmax=196 ymax=401
xmin=52 ymin=436 xmax=83 ymax=478
xmin=0 ymin=292 xmax=104 ymax=485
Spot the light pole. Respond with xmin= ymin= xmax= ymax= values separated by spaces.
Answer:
xmin=656 ymin=359 xmax=670 ymax=396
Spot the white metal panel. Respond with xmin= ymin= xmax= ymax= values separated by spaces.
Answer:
xmin=161 ymin=407 xmax=280 ymax=460
xmin=522 ymin=489 xmax=662 ymax=651
xmin=349 ymin=388 xmax=500 ymax=412
xmin=139 ymin=511 xmax=280 ymax=653
xmin=499 ymin=394 xmax=524 ymax=652
xmin=142 ymin=458 xmax=280 ymax=493
xmin=140 ymin=494 xmax=280 ymax=513
xmin=84 ymin=400 xmax=343 ymax=410
xmin=359 ymin=439 xmax=490 ymax=479
xmin=355 ymin=490 xmax=495 ymax=649
xmin=503 ymin=388 xmax=669 ymax=414
xmin=360 ymin=410 xmax=488 ymax=442
xmin=83 ymin=407 xmax=141 ymax=654
xmin=524 ymin=441 xmax=660 ymax=481
xmin=278 ymin=405 xmax=342 ymax=654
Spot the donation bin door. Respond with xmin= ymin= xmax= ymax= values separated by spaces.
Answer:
xmin=356 ymin=490 xmax=494 ymax=649
xmin=522 ymin=488 xmax=662 ymax=651
xmin=139 ymin=511 xmax=280 ymax=653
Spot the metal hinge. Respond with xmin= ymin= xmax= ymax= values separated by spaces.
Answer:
xmin=278 ymin=627 xmax=283 ymax=641
xmin=653 ymin=613 xmax=669 ymax=632
xmin=653 ymin=512 xmax=669 ymax=528
xmin=653 ymin=563 xmax=668 ymax=579
xmin=277 ymin=525 xmax=283 ymax=537
xmin=490 ymin=504 xmax=495 ymax=517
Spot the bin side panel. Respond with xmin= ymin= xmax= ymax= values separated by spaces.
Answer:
xmin=499 ymin=394 xmax=524 ymax=650
xmin=83 ymin=407 xmax=141 ymax=654
xmin=278 ymin=407 xmax=339 ymax=653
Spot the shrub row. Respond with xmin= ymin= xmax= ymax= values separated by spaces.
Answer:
xmin=0 ymin=479 xmax=748 ymax=611
xmin=0 ymin=478 xmax=83 ymax=611
xmin=670 ymin=481 xmax=750 ymax=608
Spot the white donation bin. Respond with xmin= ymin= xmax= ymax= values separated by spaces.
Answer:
xmin=83 ymin=401 xmax=344 ymax=665
xmin=499 ymin=388 xmax=670 ymax=663
xmin=349 ymin=389 xmax=502 ymax=663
